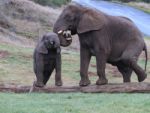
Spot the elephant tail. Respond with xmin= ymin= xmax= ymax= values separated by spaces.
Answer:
xmin=143 ymin=43 xmax=148 ymax=72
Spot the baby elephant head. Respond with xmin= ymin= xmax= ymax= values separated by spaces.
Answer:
xmin=37 ymin=33 xmax=60 ymax=54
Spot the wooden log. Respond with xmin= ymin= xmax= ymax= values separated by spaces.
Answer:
xmin=29 ymin=86 xmax=80 ymax=93
xmin=81 ymin=83 xmax=150 ymax=93
xmin=0 ymin=83 xmax=150 ymax=93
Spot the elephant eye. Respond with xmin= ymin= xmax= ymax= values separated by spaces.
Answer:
xmin=50 ymin=41 xmax=54 ymax=45
xmin=44 ymin=39 xmax=49 ymax=44
xmin=65 ymin=15 xmax=74 ymax=22
xmin=70 ymin=16 xmax=74 ymax=21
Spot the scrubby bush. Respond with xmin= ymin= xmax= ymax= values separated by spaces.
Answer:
xmin=108 ymin=0 xmax=150 ymax=3
xmin=120 ymin=0 xmax=135 ymax=2
xmin=131 ymin=0 xmax=150 ymax=3
xmin=33 ymin=0 xmax=71 ymax=6
xmin=140 ymin=0 xmax=150 ymax=3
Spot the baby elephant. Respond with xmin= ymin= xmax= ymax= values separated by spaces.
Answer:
xmin=33 ymin=32 xmax=62 ymax=87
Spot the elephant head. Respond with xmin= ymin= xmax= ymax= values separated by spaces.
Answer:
xmin=53 ymin=3 xmax=106 ymax=47
xmin=36 ymin=33 xmax=60 ymax=54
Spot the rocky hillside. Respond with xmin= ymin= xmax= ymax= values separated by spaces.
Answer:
xmin=0 ymin=0 xmax=79 ymax=50
xmin=0 ymin=0 xmax=61 ymax=46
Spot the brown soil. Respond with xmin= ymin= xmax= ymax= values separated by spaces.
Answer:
xmin=75 ymin=70 xmax=98 ymax=77
xmin=19 ymin=54 xmax=33 ymax=60
xmin=88 ymin=71 xmax=97 ymax=76
xmin=90 ymin=64 xmax=96 ymax=67
xmin=90 ymin=63 xmax=121 ymax=77
xmin=0 ymin=50 xmax=10 ymax=58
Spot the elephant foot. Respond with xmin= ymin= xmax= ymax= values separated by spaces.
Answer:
xmin=29 ymin=81 xmax=44 ymax=93
xmin=55 ymin=80 xmax=63 ymax=86
xmin=79 ymin=79 xmax=91 ymax=86
xmin=96 ymin=78 xmax=108 ymax=85
xmin=34 ymin=81 xmax=45 ymax=88
xmin=138 ymin=72 xmax=147 ymax=82
xmin=123 ymin=80 xmax=131 ymax=83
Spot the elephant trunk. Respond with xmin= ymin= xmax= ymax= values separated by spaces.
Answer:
xmin=53 ymin=23 xmax=72 ymax=47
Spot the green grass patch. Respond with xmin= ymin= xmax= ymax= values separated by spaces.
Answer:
xmin=0 ymin=93 xmax=150 ymax=113
xmin=144 ymin=37 xmax=150 ymax=40
xmin=0 ymin=41 xmax=150 ymax=113
xmin=0 ymin=43 xmax=34 ymax=85
xmin=127 ymin=2 xmax=150 ymax=14
xmin=33 ymin=0 xmax=71 ymax=7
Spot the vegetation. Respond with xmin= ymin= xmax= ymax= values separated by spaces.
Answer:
xmin=138 ymin=0 xmax=150 ymax=3
xmin=0 ymin=0 xmax=61 ymax=43
xmin=108 ymin=0 xmax=150 ymax=14
xmin=32 ymin=0 xmax=71 ymax=6
xmin=0 ymin=37 xmax=150 ymax=113
xmin=127 ymin=2 xmax=150 ymax=14
xmin=111 ymin=0 xmax=150 ymax=3
xmin=0 ymin=93 xmax=150 ymax=113
xmin=1 ymin=41 xmax=149 ymax=86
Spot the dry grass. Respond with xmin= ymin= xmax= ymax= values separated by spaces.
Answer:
xmin=0 ymin=0 xmax=61 ymax=45
xmin=0 ymin=39 xmax=150 ymax=87
xmin=128 ymin=2 xmax=150 ymax=14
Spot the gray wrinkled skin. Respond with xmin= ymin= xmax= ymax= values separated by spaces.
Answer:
xmin=33 ymin=33 xmax=62 ymax=88
xmin=53 ymin=3 xmax=147 ymax=86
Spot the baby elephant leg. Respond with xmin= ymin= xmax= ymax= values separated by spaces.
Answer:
xmin=29 ymin=80 xmax=43 ymax=93
xmin=55 ymin=74 xmax=63 ymax=86
xmin=43 ymin=61 xmax=56 ymax=85
xmin=33 ymin=55 xmax=45 ymax=87
xmin=34 ymin=72 xmax=45 ymax=88
xmin=55 ymin=53 xmax=62 ymax=86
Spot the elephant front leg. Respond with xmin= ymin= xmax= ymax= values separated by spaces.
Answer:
xmin=33 ymin=57 xmax=45 ymax=87
xmin=96 ymin=53 xmax=108 ymax=85
xmin=55 ymin=53 xmax=62 ymax=86
xmin=79 ymin=47 xmax=91 ymax=86
xmin=30 ymin=78 xmax=44 ymax=93
xmin=34 ymin=73 xmax=45 ymax=87
xmin=34 ymin=70 xmax=45 ymax=87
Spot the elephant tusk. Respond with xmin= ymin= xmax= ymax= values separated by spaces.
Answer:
xmin=66 ymin=37 xmax=72 ymax=41
xmin=58 ymin=30 xmax=63 ymax=34
xmin=58 ymin=30 xmax=72 ymax=41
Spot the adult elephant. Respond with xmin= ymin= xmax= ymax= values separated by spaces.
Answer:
xmin=53 ymin=3 xmax=147 ymax=86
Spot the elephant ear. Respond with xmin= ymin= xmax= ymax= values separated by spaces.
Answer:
xmin=36 ymin=42 xmax=48 ymax=54
xmin=77 ymin=10 xmax=105 ymax=34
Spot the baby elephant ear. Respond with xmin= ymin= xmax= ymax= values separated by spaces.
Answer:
xmin=36 ymin=42 xmax=48 ymax=54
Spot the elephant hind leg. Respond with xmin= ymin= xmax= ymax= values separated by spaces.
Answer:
xmin=128 ymin=59 xmax=147 ymax=82
xmin=43 ymin=70 xmax=54 ymax=85
xmin=116 ymin=62 xmax=132 ymax=82
xmin=121 ymin=48 xmax=147 ymax=82
xmin=43 ymin=71 xmax=51 ymax=85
